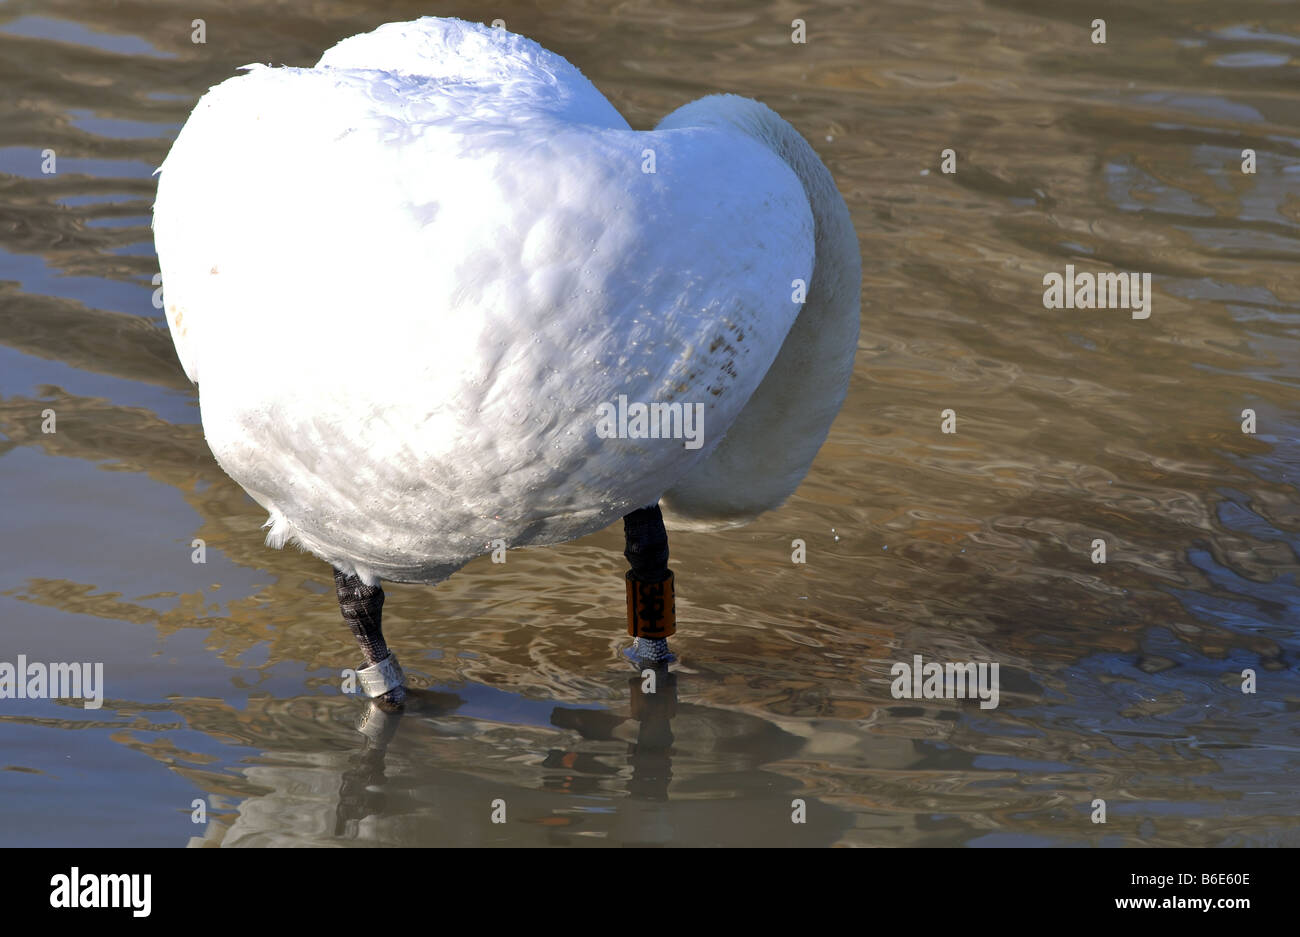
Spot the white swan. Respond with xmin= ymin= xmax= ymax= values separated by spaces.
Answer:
xmin=153 ymin=17 xmax=860 ymax=698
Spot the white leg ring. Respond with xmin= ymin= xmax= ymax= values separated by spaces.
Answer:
xmin=357 ymin=653 xmax=405 ymax=698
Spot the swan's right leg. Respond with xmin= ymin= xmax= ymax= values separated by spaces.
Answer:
xmin=623 ymin=503 xmax=676 ymax=666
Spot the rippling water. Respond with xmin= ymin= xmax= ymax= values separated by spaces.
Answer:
xmin=1 ymin=0 xmax=1297 ymax=847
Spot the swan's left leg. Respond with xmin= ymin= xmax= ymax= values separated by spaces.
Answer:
xmin=334 ymin=568 xmax=406 ymax=707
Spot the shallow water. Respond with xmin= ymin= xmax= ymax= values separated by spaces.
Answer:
xmin=1 ymin=0 xmax=1298 ymax=847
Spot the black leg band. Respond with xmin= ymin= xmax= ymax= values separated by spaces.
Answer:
xmin=623 ymin=504 xmax=670 ymax=582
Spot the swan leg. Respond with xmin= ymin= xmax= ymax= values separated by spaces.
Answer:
xmin=623 ymin=503 xmax=676 ymax=666
xmin=334 ymin=568 xmax=407 ymax=707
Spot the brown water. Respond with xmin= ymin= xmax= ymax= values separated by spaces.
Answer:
xmin=1 ymin=0 xmax=1298 ymax=847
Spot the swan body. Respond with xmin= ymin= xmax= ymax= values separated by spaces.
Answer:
xmin=153 ymin=17 xmax=860 ymax=586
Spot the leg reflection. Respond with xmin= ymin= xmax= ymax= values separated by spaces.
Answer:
xmin=334 ymin=689 xmax=463 ymax=838
xmin=627 ymin=670 xmax=677 ymax=802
